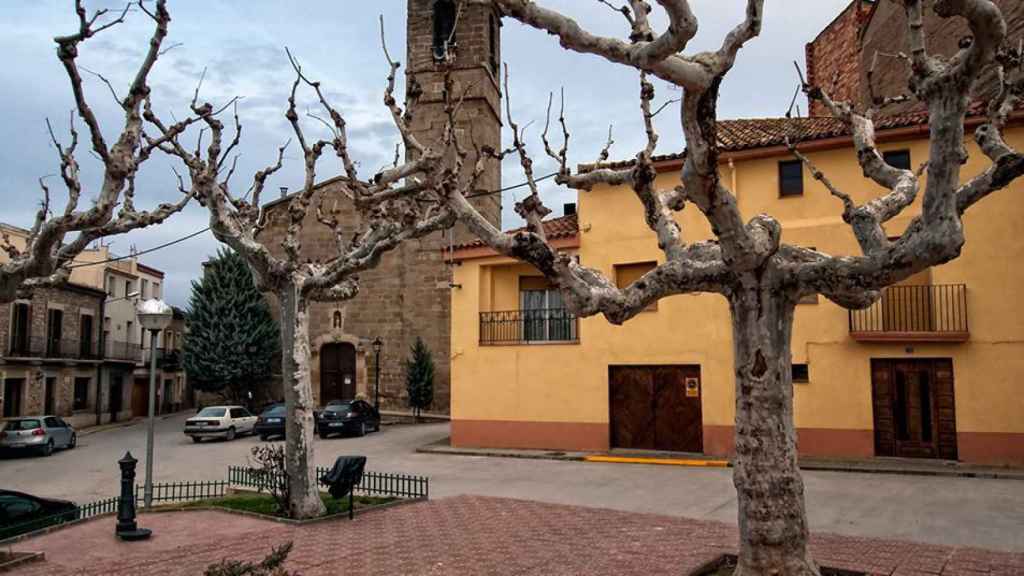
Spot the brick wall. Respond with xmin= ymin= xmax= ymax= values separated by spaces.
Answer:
xmin=859 ymin=0 xmax=1023 ymax=114
xmin=805 ymin=0 xmax=874 ymax=117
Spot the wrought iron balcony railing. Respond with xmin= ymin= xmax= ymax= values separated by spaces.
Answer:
xmin=849 ymin=284 xmax=968 ymax=342
xmin=5 ymin=337 xmax=102 ymax=360
xmin=480 ymin=308 xmax=579 ymax=345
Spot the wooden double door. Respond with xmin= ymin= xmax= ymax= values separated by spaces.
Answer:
xmin=609 ymin=365 xmax=703 ymax=453
xmin=871 ymin=359 xmax=957 ymax=460
xmin=320 ymin=343 xmax=357 ymax=405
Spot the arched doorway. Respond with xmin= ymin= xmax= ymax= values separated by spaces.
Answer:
xmin=320 ymin=343 xmax=357 ymax=404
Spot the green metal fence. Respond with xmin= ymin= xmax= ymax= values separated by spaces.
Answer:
xmin=134 ymin=480 xmax=229 ymax=504
xmin=227 ymin=466 xmax=429 ymax=500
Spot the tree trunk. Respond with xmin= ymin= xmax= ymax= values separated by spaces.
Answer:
xmin=278 ymin=282 xmax=326 ymax=519
xmin=730 ymin=279 xmax=820 ymax=576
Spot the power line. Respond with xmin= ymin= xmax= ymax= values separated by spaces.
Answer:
xmin=67 ymin=172 xmax=562 ymax=269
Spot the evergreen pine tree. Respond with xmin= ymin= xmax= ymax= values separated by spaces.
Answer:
xmin=184 ymin=248 xmax=279 ymax=405
xmin=404 ymin=337 xmax=434 ymax=419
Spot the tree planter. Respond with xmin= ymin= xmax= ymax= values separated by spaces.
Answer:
xmin=692 ymin=555 xmax=864 ymax=576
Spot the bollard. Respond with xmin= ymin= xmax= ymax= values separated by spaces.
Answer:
xmin=115 ymin=452 xmax=152 ymax=541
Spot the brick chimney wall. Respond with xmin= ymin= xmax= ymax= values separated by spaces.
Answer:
xmin=805 ymin=0 xmax=874 ymax=117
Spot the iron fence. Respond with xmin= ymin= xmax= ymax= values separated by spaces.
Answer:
xmin=849 ymin=284 xmax=968 ymax=335
xmin=135 ymin=480 xmax=229 ymax=504
xmin=3 ymin=337 xmax=102 ymax=360
xmin=0 ymin=496 xmax=118 ymax=542
xmin=228 ymin=466 xmax=429 ymax=500
xmin=479 ymin=309 xmax=579 ymax=345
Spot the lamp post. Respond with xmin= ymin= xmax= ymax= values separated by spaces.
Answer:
xmin=137 ymin=299 xmax=173 ymax=510
xmin=372 ymin=337 xmax=383 ymax=412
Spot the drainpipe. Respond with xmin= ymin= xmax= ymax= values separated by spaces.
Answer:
xmin=729 ymin=158 xmax=738 ymax=201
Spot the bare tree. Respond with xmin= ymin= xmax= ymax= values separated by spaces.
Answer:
xmin=0 ymin=1 xmax=194 ymax=304
xmin=449 ymin=1 xmax=1024 ymax=574
xmin=137 ymin=13 xmax=484 ymax=517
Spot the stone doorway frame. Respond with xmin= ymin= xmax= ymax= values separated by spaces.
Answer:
xmin=310 ymin=333 xmax=368 ymax=407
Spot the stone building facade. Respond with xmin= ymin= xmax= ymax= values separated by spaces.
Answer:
xmin=257 ymin=0 xmax=502 ymax=414
xmin=0 ymin=282 xmax=107 ymax=429
xmin=806 ymin=0 xmax=1023 ymax=117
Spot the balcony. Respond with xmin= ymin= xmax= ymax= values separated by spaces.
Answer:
xmin=480 ymin=309 xmax=579 ymax=346
xmin=5 ymin=337 xmax=103 ymax=361
xmin=106 ymin=341 xmax=143 ymax=363
xmin=849 ymin=284 xmax=969 ymax=342
xmin=146 ymin=348 xmax=183 ymax=371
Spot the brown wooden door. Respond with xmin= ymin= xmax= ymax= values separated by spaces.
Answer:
xmin=3 ymin=379 xmax=24 ymax=417
xmin=320 ymin=343 xmax=357 ymax=405
xmin=109 ymin=376 xmax=123 ymax=421
xmin=132 ymin=378 xmax=148 ymax=418
xmin=609 ymin=366 xmax=703 ymax=453
xmin=871 ymin=359 xmax=957 ymax=460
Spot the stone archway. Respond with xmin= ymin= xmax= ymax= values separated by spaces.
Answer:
xmin=310 ymin=333 xmax=368 ymax=407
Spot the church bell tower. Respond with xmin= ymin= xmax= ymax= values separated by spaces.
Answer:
xmin=406 ymin=0 xmax=503 ymax=242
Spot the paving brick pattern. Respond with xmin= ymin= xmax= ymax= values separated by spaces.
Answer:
xmin=9 ymin=496 xmax=1024 ymax=576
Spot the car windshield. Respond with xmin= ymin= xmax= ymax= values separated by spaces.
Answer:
xmin=3 ymin=419 xmax=42 ymax=431
xmin=262 ymin=406 xmax=286 ymax=416
xmin=326 ymin=404 xmax=352 ymax=413
xmin=196 ymin=408 xmax=226 ymax=418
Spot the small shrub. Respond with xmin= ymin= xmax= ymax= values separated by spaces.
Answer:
xmin=249 ymin=445 xmax=289 ymax=514
xmin=204 ymin=542 xmax=298 ymax=576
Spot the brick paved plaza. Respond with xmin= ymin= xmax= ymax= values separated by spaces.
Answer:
xmin=9 ymin=496 xmax=1024 ymax=576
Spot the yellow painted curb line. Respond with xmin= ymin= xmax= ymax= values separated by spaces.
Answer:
xmin=584 ymin=456 xmax=730 ymax=468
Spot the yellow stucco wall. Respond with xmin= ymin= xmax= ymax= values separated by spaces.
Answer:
xmin=451 ymin=126 xmax=1024 ymax=461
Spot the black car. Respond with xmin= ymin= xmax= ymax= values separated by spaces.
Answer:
xmin=254 ymin=404 xmax=287 ymax=441
xmin=0 ymin=490 xmax=78 ymax=540
xmin=317 ymin=400 xmax=381 ymax=438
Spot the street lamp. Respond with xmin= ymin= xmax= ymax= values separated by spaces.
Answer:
xmin=372 ymin=337 xmax=383 ymax=412
xmin=137 ymin=298 xmax=173 ymax=510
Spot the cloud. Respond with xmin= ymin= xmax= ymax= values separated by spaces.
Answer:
xmin=0 ymin=0 xmax=852 ymax=305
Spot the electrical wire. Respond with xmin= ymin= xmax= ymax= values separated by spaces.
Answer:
xmin=67 ymin=172 xmax=562 ymax=270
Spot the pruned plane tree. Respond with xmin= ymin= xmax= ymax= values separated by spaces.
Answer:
xmin=0 ymin=1 xmax=194 ymax=304
xmin=447 ymin=1 xmax=1024 ymax=574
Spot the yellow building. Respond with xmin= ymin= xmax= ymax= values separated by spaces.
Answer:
xmin=448 ymin=112 xmax=1024 ymax=466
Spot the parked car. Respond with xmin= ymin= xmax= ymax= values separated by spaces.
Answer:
xmin=0 ymin=416 xmax=77 ymax=457
xmin=184 ymin=406 xmax=257 ymax=443
xmin=317 ymin=400 xmax=381 ymax=438
xmin=255 ymin=404 xmax=286 ymax=441
xmin=0 ymin=490 xmax=77 ymax=539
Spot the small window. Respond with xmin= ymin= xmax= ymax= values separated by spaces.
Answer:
xmin=141 ymin=279 xmax=149 ymax=299
xmin=792 ymin=364 xmax=810 ymax=384
xmin=779 ymin=160 xmax=804 ymax=197
xmin=614 ymin=262 xmax=658 ymax=312
xmin=153 ymin=283 xmax=161 ymax=299
xmin=883 ymin=150 xmax=912 ymax=170
xmin=73 ymin=378 xmax=90 ymax=410
xmin=433 ymin=0 xmax=457 ymax=60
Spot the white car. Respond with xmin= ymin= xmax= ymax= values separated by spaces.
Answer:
xmin=184 ymin=406 xmax=257 ymax=443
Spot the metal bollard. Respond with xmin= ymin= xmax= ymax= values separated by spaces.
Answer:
xmin=115 ymin=452 xmax=152 ymax=541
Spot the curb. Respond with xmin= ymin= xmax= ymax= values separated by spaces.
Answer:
xmin=0 ymin=552 xmax=45 ymax=573
xmin=418 ymin=441 xmax=1024 ymax=480
xmin=79 ymin=412 xmax=186 ymax=437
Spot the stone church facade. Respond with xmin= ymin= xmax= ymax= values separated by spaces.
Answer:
xmin=258 ymin=0 xmax=502 ymax=414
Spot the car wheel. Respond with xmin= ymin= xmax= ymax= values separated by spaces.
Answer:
xmin=68 ymin=433 xmax=77 ymax=449
xmin=41 ymin=440 xmax=54 ymax=457
xmin=259 ymin=434 xmax=269 ymax=442
xmin=226 ymin=427 xmax=236 ymax=441
xmin=192 ymin=436 xmax=202 ymax=444
xmin=357 ymin=422 xmax=366 ymax=437
xmin=374 ymin=421 xmax=381 ymax=433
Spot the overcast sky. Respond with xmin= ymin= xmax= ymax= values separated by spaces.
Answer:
xmin=0 ymin=0 xmax=852 ymax=307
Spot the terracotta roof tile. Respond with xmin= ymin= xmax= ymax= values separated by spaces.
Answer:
xmin=590 ymin=102 xmax=1006 ymax=170
xmin=452 ymin=213 xmax=578 ymax=251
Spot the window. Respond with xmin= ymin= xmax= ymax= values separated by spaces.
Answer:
xmin=792 ymin=364 xmax=810 ymax=384
xmin=124 ymin=279 xmax=132 ymax=298
xmin=614 ymin=261 xmax=658 ymax=311
xmin=73 ymin=378 xmax=90 ymax=410
xmin=433 ymin=0 xmax=457 ymax=60
xmin=520 ymin=277 xmax=576 ymax=342
xmin=106 ymin=275 xmax=114 ymax=296
xmin=883 ymin=149 xmax=912 ymax=170
xmin=153 ymin=283 xmax=161 ymax=299
xmin=779 ymin=160 xmax=804 ymax=197
xmin=11 ymin=302 xmax=31 ymax=355
xmin=46 ymin=309 xmax=64 ymax=356
xmin=127 ymin=321 xmax=134 ymax=345
xmin=489 ymin=14 xmax=499 ymax=74
xmin=141 ymin=279 xmax=149 ymax=299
